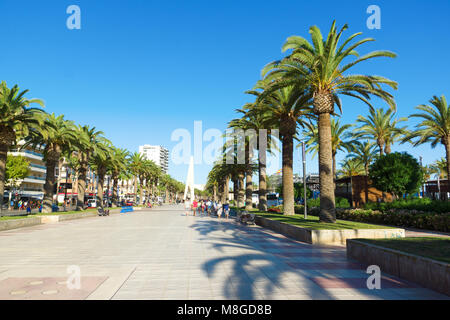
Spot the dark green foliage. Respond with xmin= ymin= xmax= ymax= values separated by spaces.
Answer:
xmin=336 ymin=208 xmax=450 ymax=232
xmin=306 ymin=197 xmax=350 ymax=209
xmin=364 ymin=198 xmax=450 ymax=214
xmin=369 ymin=152 xmax=423 ymax=198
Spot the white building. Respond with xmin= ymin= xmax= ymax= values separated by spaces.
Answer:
xmin=138 ymin=145 xmax=169 ymax=173
xmin=6 ymin=142 xmax=46 ymax=200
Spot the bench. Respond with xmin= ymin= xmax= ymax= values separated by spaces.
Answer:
xmin=98 ymin=207 xmax=110 ymax=216
xmin=120 ymin=206 xmax=134 ymax=213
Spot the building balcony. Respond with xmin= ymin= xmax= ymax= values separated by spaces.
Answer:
xmin=9 ymin=149 xmax=44 ymax=161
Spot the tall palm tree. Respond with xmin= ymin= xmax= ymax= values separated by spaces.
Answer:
xmin=302 ymin=118 xmax=355 ymax=179
xmin=346 ymin=141 xmax=378 ymax=203
xmin=129 ymin=152 xmax=146 ymax=204
xmin=403 ymin=95 xmax=450 ymax=180
xmin=262 ymin=21 xmax=397 ymax=222
xmin=73 ymin=125 xmax=109 ymax=210
xmin=110 ymin=147 xmax=129 ymax=206
xmin=255 ymin=83 xmax=313 ymax=215
xmin=89 ymin=142 xmax=113 ymax=208
xmin=25 ymin=113 xmax=78 ymax=212
xmin=0 ymin=81 xmax=45 ymax=213
xmin=354 ymin=106 xmax=407 ymax=155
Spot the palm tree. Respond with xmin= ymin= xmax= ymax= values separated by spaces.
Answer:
xmin=89 ymin=142 xmax=113 ymax=208
xmin=347 ymin=141 xmax=378 ymax=203
xmin=302 ymin=118 xmax=355 ymax=179
xmin=110 ymin=147 xmax=129 ymax=206
xmin=254 ymin=82 xmax=313 ymax=215
xmin=129 ymin=152 xmax=146 ymax=204
xmin=25 ymin=113 xmax=78 ymax=212
xmin=73 ymin=125 xmax=109 ymax=210
xmin=354 ymin=106 xmax=407 ymax=155
xmin=262 ymin=21 xmax=397 ymax=222
xmin=0 ymin=81 xmax=45 ymax=213
xmin=338 ymin=158 xmax=365 ymax=207
xmin=403 ymin=95 xmax=450 ymax=180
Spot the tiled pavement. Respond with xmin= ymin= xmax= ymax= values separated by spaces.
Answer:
xmin=0 ymin=205 xmax=447 ymax=300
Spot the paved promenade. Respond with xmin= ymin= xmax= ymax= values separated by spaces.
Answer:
xmin=0 ymin=205 xmax=447 ymax=300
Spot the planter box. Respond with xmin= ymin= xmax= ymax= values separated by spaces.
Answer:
xmin=0 ymin=217 xmax=42 ymax=231
xmin=347 ymin=239 xmax=450 ymax=296
xmin=39 ymin=212 xmax=97 ymax=224
xmin=254 ymin=215 xmax=405 ymax=245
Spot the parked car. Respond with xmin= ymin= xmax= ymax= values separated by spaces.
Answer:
xmin=87 ymin=199 xmax=97 ymax=208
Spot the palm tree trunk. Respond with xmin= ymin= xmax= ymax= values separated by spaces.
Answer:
xmin=233 ymin=177 xmax=238 ymax=204
xmin=77 ymin=164 xmax=87 ymax=210
xmin=43 ymin=156 xmax=59 ymax=213
xmin=318 ymin=112 xmax=336 ymax=222
xmin=258 ymin=139 xmax=267 ymax=211
xmin=97 ymin=171 xmax=105 ymax=207
xmin=224 ymin=176 xmax=230 ymax=203
xmin=364 ymin=166 xmax=369 ymax=204
xmin=139 ymin=177 xmax=144 ymax=205
xmin=134 ymin=177 xmax=137 ymax=203
xmin=445 ymin=139 xmax=450 ymax=193
xmin=112 ymin=175 xmax=118 ymax=207
xmin=245 ymin=147 xmax=253 ymax=210
xmin=238 ymin=172 xmax=245 ymax=208
xmin=0 ymin=145 xmax=7 ymax=215
xmin=282 ymin=133 xmax=295 ymax=216
xmin=384 ymin=144 xmax=391 ymax=154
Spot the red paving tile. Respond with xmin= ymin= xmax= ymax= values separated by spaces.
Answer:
xmin=0 ymin=277 xmax=108 ymax=300
xmin=311 ymin=276 xmax=418 ymax=289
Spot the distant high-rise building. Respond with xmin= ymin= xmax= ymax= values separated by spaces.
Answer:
xmin=138 ymin=145 xmax=169 ymax=173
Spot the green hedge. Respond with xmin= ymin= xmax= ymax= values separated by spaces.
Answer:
xmin=306 ymin=197 xmax=350 ymax=208
xmin=364 ymin=198 xmax=450 ymax=214
xmin=334 ymin=208 xmax=450 ymax=232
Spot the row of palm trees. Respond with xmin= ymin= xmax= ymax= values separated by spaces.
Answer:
xmin=0 ymin=81 xmax=184 ymax=213
xmin=205 ymin=21 xmax=450 ymax=223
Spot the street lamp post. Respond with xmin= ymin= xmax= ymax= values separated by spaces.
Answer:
xmin=419 ymin=156 xmax=424 ymax=198
xmin=63 ymin=165 xmax=69 ymax=212
xmin=301 ymin=141 xmax=307 ymax=219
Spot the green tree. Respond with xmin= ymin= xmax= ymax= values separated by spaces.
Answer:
xmin=369 ymin=152 xmax=423 ymax=199
xmin=302 ymin=118 xmax=355 ymax=179
xmin=346 ymin=141 xmax=378 ymax=203
xmin=5 ymin=155 xmax=30 ymax=209
xmin=354 ymin=106 xmax=407 ymax=155
xmin=0 ymin=81 xmax=44 ymax=213
xmin=254 ymin=83 xmax=313 ymax=215
xmin=403 ymin=95 xmax=450 ymax=180
xmin=25 ymin=113 xmax=78 ymax=212
xmin=262 ymin=21 xmax=397 ymax=222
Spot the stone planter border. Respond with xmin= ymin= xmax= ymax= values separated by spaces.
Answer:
xmin=0 ymin=217 xmax=42 ymax=231
xmin=347 ymin=239 xmax=449 ymax=296
xmin=254 ymin=215 xmax=405 ymax=245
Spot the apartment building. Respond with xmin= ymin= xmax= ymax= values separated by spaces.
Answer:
xmin=138 ymin=145 xmax=169 ymax=173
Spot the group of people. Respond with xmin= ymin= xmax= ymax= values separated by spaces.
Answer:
xmin=185 ymin=199 xmax=230 ymax=219
xmin=11 ymin=199 xmax=42 ymax=213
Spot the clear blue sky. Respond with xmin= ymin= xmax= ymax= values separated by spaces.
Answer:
xmin=1 ymin=0 xmax=449 ymax=185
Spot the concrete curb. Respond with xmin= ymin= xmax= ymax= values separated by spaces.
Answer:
xmin=0 ymin=217 xmax=42 ymax=231
xmin=347 ymin=239 xmax=450 ymax=296
xmin=255 ymin=215 xmax=405 ymax=245
xmin=39 ymin=212 xmax=98 ymax=224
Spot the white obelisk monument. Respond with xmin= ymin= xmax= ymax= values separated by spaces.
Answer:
xmin=183 ymin=156 xmax=195 ymax=203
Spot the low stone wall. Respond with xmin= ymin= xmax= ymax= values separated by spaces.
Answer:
xmin=0 ymin=217 xmax=42 ymax=231
xmin=347 ymin=239 xmax=450 ymax=296
xmin=39 ymin=212 xmax=97 ymax=224
xmin=255 ymin=216 xmax=405 ymax=245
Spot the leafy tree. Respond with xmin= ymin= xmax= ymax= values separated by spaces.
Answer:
xmin=5 ymin=155 xmax=30 ymax=183
xmin=369 ymin=152 xmax=423 ymax=199
xmin=5 ymin=155 xmax=30 ymax=209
